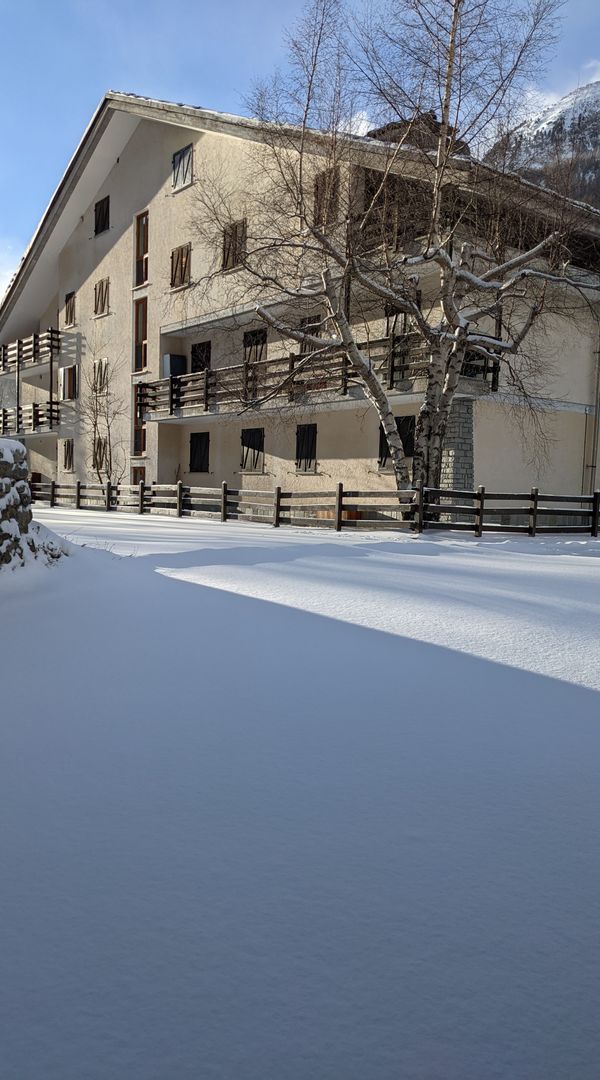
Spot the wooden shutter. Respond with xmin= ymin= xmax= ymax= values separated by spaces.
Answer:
xmin=65 ymin=292 xmax=75 ymax=326
xmin=171 ymin=244 xmax=191 ymax=287
xmin=95 ymin=196 xmax=109 ymax=235
xmin=189 ymin=432 xmax=209 ymax=472
xmin=378 ymin=416 xmax=416 ymax=468
xmin=222 ymin=225 xmax=233 ymax=270
xmin=314 ymin=168 xmax=339 ymax=227
xmin=173 ymin=145 xmax=192 ymax=189
xmin=243 ymin=328 xmax=267 ymax=365
xmin=191 ymin=341 xmax=211 ymax=373
xmin=135 ymin=212 xmax=149 ymax=285
xmin=63 ymin=439 xmax=73 ymax=471
xmin=94 ymin=278 xmax=109 ymax=315
xmin=296 ymin=423 xmax=317 ymax=471
xmin=241 ymin=428 xmax=264 ymax=471
xmin=171 ymin=247 xmax=181 ymax=287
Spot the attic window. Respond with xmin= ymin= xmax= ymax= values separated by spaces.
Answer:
xmin=172 ymin=144 xmax=193 ymax=190
xmin=95 ymin=196 xmax=110 ymax=236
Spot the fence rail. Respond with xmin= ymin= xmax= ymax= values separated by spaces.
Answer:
xmin=29 ymin=480 xmax=600 ymax=537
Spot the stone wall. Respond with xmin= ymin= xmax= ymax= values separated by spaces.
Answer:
xmin=0 ymin=439 xmax=34 ymax=567
xmin=441 ymin=398 xmax=474 ymax=491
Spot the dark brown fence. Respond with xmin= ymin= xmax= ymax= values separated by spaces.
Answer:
xmin=29 ymin=479 xmax=600 ymax=537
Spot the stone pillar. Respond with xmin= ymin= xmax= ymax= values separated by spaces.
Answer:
xmin=440 ymin=398 xmax=474 ymax=491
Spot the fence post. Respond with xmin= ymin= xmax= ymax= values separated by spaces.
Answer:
xmin=528 ymin=486 xmax=538 ymax=537
xmin=75 ymin=480 xmax=81 ymax=509
xmin=221 ymin=481 xmax=228 ymax=522
xmin=273 ymin=485 xmax=282 ymax=527
xmin=334 ymin=481 xmax=344 ymax=531
xmin=475 ymin=485 xmax=485 ymax=537
xmin=105 ymin=479 xmax=112 ymax=512
xmin=138 ymin=480 xmax=145 ymax=515
xmin=416 ymin=481 xmax=424 ymax=533
xmin=592 ymin=490 xmax=600 ymax=538
xmin=176 ymin=480 xmax=183 ymax=517
xmin=49 ymin=479 xmax=56 ymax=508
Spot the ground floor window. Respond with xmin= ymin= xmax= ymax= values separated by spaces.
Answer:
xmin=62 ymin=438 xmax=74 ymax=472
xmin=240 ymin=427 xmax=264 ymax=472
xmin=190 ymin=432 xmax=210 ymax=473
xmin=296 ymin=423 xmax=317 ymax=473
xmin=132 ymin=466 xmax=146 ymax=486
xmin=378 ymin=416 xmax=416 ymax=469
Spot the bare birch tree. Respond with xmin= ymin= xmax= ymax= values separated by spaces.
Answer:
xmin=192 ymin=0 xmax=600 ymax=491
xmin=79 ymin=353 xmax=129 ymax=483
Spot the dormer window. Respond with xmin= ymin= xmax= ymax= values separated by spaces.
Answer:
xmin=172 ymin=144 xmax=193 ymax=190
xmin=95 ymin=196 xmax=110 ymax=235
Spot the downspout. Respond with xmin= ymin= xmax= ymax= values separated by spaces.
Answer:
xmin=588 ymin=320 xmax=600 ymax=495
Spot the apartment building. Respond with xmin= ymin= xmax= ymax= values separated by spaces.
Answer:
xmin=1 ymin=91 xmax=599 ymax=496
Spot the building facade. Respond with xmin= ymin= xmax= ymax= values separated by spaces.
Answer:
xmin=1 ymin=92 xmax=599 ymax=497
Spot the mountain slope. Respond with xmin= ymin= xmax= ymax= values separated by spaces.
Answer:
xmin=487 ymin=81 xmax=600 ymax=208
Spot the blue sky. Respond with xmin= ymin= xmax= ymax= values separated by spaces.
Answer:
xmin=1 ymin=0 xmax=599 ymax=291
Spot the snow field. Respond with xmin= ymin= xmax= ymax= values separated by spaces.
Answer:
xmin=2 ymin=508 xmax=600 ymax=1080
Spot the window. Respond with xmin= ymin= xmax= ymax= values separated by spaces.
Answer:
xmin=132 ymin=466 xmax=146 ymax=486
xmin=134 ymin=297 xmax=148 ymax=371
xmin=65 ymin=292 xmax=76 ymax=327
xmin=171 ymin=243 xmax=191 ymax=288
xmin=191 ymin=341 xmax=211 ymax=373
xmin=93 ymin=436 xmax=107 ymax=472
xmin=296 ymin=423 xmax=317 ymax=473
xmin=60 ymin=365 xmax=78 ymax=401
xmin=133 ymin=386 xmax=146 ymax=455
xmin=135 ymin=211 xmax=149 ymax=285
xmin=93 ymin=358 xmax=109 ymax=393
xmin=314 ymin=167 xmax=339 ymax=227
xmin=241 ymin=427 xmax=265 ymax=472
xmin=384 ymin=301 xmax=407 ymax=339
xmin=94 ymin=277 xmax=110 ymax=316
xmin=172 ymin=144 xmax=193 ymax=190
xmin=299 ymin=314 xmax=322 ymax=355
xmin=95 ymin=196 xmax=110 ymax=236
xmin=378 ymin=416 xmax=416 ymax=469
xmin=222 ymin=219 xmax=247 ymax=271
xmin=189 ymin=432 xmax=209 ymax=473
xmin=243 ymin=327 xmax=267 ymax=364
xmin=62 ymin=438 xmax=74 ymax=472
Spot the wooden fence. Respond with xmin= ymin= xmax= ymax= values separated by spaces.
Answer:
xmin=29 ymin=479 xmax=600 ymax=537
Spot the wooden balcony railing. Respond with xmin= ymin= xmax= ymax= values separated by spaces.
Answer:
xmin=0 ymin=402 xmax=60 ymax=436
xmin=0 ymin=328 xmax=61 ymax=375
xmin=139 ymin=334 xmax=500 ymax=420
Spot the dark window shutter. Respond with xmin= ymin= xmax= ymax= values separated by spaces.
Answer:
xmin=191 ymin=341 xmax=211 ymax=372
xmin=190 ymin=432 xmax=209 ymax=472
xmin=243 ymin=328 xmax=267 ymax=365
xmin=181 ymin=244 xmax=190 ymax=284
xmin=241 ymin=427 xmax=264 ymax=470
xmin=296 ymin=423 xmax=317 ymax=471
xmin=95 ymin=196 xmax=109 ymax=235
xmin=378 ymin=416 xmax=416 ymax=468
xmin=171 ymin=247 xmax=180 ymax=287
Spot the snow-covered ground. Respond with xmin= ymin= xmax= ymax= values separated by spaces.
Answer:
xmin=2 ymin=508 xmax=600 ymax=1080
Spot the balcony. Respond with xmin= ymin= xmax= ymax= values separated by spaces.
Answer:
xmin=0 ymin=402 xmax=60 ymax=436
xmin=0 ymin=329 xmax=61 ymax=375
xmin=140 ymin=334 xmax=499 ymax=421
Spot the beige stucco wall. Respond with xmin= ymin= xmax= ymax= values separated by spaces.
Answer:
xmin=473 ymin=398 xmax=591 ymax=494
xmin=155 ymin=402 xmax=416 ymax=491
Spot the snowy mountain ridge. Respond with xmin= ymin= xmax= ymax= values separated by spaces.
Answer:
xmin=488 ymin=80 xmax=600 ymax=207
